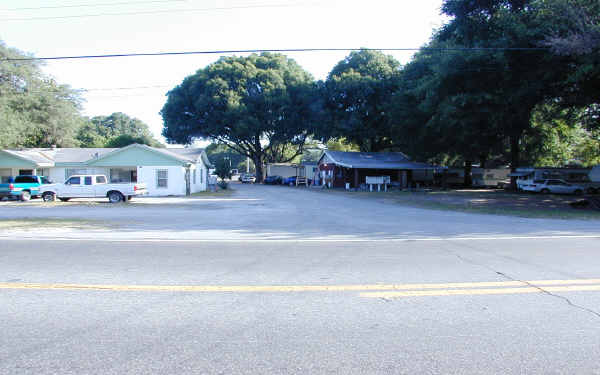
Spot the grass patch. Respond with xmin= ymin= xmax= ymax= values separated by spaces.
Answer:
xmin=0 ymin=218 xmax=116 ymax=230
xmin=190 ymin=186 xmax=236 ymax=198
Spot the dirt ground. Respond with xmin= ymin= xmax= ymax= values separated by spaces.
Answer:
xmin=367 ymin=188 xmax=600 ymax=218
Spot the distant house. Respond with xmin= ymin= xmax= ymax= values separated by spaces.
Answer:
xmin=317 ymin=150 xmax=436 ymax=189
xmin=0 ymin=144 xmax=212 ymax=196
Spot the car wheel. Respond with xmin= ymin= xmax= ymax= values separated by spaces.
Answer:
xmin=586 ymin=187 xmax=596 ymax=195
xmin=59 ymin=198 xmax=70 ymax=202
xmin=108 ymin=191 xmax=124 ymax=203
xmin=20 ymin=191 xmax=31 ymax=202
xmin=540 ymin=188 xmax=550 ymax=194
xmin=42 ymin=192 xmax=55 ymax=202
xmin=574 ymin=189 xmax=583 ymax=196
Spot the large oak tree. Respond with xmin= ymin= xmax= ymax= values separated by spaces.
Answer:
xmin=161 ymin=53 xmax=319 ymax=182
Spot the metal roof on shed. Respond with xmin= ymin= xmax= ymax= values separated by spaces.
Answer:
xmin=320 ymin=151 xmax=434 ymax=170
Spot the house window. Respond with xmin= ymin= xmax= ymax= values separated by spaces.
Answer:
xmin=110 ymin=168 xmax=137 ymax=183
xmin=193 ymin=169 xmax=197 ymax=184
xmin=199 ymin=169 xmax=203 ymax=183
xmin=156 ymin=169 xmax=168 ymax=188
xmin=19 ymin=169 xmax=33 ymax=176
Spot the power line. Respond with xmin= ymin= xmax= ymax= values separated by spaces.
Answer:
xmin=1 ymin=2 xmax=313 ymax=21
xmin=1 ymin=47 xmax=549 ymax=62
xmin=79 ymin=85 xmax=171 ymax=92
xmin=3 ymin=0 xmax=190 ymax=11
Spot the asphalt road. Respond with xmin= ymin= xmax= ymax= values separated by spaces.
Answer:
xmin=2 ymin=184 xmax=600 ymax=374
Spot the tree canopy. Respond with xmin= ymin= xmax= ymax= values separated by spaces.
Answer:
xmin=77 ymin=112 xmax=162 ymax=148
xmin=323 ymin=49 xmax=401 ymax=152
xmin=161 ymin=53 xmax=320 ymax=181
xmin=0 ymin=41 xmax=84 ymax=148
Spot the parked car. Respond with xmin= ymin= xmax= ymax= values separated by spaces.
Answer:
xmin=0 ymin=175 xmax=53 ymax=201
xmin=40 ymin=174 xmax=148 ymax=203
xmin=264 ymin=175 xmax=282 ymax=185
xmin=521 ymin=179 xmax=584 ymax=195
xmin=282 ymin=176 xmax=313 ymax=186
xmin=282 ymin=176 xmax=297 ymax=186
xmin=240 ymin=174 xmax=256 ymax=183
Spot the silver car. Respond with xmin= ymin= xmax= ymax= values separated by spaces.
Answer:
xmin=522 ymin=179 xmax=584 ymax=195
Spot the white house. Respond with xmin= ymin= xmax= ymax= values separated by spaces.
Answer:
xmin=0 ymin=144 xmax=213 ymax=196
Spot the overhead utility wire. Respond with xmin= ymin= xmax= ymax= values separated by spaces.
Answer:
xmin=2 ymin=47 xmax=550 ymax=62
xmin=1 ymin=3 xmax=311 ymax=21
xmin=4 ymin=0 xmax=190 ymax=11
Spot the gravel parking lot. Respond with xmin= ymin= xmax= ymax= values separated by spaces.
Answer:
xmin=1 ymin=182 xmax=599 ymax=241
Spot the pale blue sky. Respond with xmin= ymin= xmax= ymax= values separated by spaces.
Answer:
xmin=2 ymin=0 xmax=448 ymax=143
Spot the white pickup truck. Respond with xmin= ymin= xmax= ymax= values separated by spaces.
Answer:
xmin=40 ymin=174 xmax=147 ymax=203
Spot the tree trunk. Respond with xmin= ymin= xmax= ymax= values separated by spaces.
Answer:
xmin=464 ymin=160 xmax=472 ymax=187
xmin=479 ymin=155 xmax=487 ymax=169
xmin=253 ymin=154 xmax=264 ymax=183
xmin=509 ymin=133 xmax=521 ymax=190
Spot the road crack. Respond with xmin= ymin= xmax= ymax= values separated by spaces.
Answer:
xmin=443 ymin=241 xmax=600 ymax=321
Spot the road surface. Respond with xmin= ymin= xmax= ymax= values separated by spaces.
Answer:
xmin=1 ymin=184 xmax=599 ymax=374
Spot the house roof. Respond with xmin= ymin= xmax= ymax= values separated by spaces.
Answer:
xmin=2 ymin=149 xmax=55 ymax=166
xmin=53 ymin=148 xmax=119 ymax=163
xmin=0 ymin=144 xmax=210 ymax=167
xmin=158 ymin=147 xmax=206 ymax=163
xmin=320 ymin=151 xmax=434 ymax=170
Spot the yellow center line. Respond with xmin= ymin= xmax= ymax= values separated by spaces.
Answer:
xmin=2 ymin=278 xmax=600 ymax=293
xmin=361 ymin=284 xmax=600 ymax=298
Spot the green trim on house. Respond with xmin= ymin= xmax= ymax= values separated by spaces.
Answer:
xmin=87 ymin=145 xmax=187 ymax=167
xmin=54 ymin=162 xmax=89 ymax=167
xmin=0 ymin=151 xmax=38 ymax=168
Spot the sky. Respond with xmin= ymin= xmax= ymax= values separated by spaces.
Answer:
xmin=1 ymin=0 xmax=449 ymax=144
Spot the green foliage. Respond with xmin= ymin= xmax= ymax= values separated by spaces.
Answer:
xmin=105 ymin=134 xmax=160 ymax=148
xmin=522 ymin=105 xmax=600 ymax=166
xmin=0 ymin=40 xmax=84 ymax=148
xmin=205 ymin=143 xmax=252 ymax=171
xmin=214 ymin=158 xmax=232 ymax=181
xmin=326 ymin=138 xmax=360 ymax=152
xmin=324 ymin=49 xmax=401 ymax=152
xmin=161 ymin=53 xmax=320 ymax=182
xmin=77 ymin=112 xmax=162 ymax=148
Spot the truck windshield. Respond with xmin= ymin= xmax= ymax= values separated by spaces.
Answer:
xmin=40 ymin=177 xmax=52 ymax=184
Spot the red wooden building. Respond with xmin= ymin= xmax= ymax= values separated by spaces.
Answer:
xmin=317 ymin=151 xmax=436 ymax=189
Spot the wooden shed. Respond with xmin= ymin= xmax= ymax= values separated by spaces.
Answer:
xmin=316 ymin=151 xmax=436 ymax=189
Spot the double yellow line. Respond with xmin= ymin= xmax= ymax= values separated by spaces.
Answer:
xmin=2 ymin=278 xmax=600 ymax=298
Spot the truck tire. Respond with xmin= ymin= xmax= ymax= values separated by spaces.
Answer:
xmin=59 ymin=198 xmax=70 ymax=202
xmin=108 ymin=191 xmax=124 ymax=203
xmin=586 ymin=187 xmax=596 ymax=195
xmin=19 ymin=191 xmax=31 ymax=202
xmin=540 ymin=188 xmax=550 ymax=194
xmin=42 ymin=192 xmax=55 ymax=202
